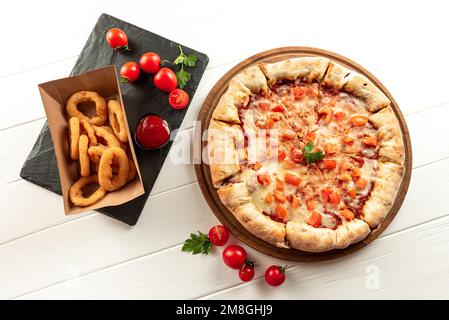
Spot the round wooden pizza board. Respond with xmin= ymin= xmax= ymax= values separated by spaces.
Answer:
xmin=194 ymin=47 xmax=412 ymax=262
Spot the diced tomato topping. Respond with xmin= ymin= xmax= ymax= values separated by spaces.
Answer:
xmin=284 ymin=172 xmax=301 ymax=186
xmin=334 ymin=111 xmax=346 ymax=122
xmin=307 ymin=211 xmax=322 ymax=228
xmin=265 ymin=118 xmax=275 ymax=129
xmin=342 ymin=136 xmax=354 ymax=145
xmin=259 ymin=102 xmax=270 ymax=112
xmin=319 ymin=107 xmax=334 ymax=125
xmin=275 ymin=204 xmax=287 ymax=219
xmin=356 ymin=177 xmax=368 ymax=190
xmin=286 ymin=194 xmax=293 ymax=202
xmin=347 ymin=188 xmax=357 ymax=199
xmin=303 ymin=132 xmax=316 ymax=144
xmin=350 ymin=115 xmax=368 ymax=126
xmin=340 ymin=208 xmax=355 ymax=220
xmin=291 ymin=196 xmax=300 ymax=209
xmin=328 ymin=190 xmax=342 ymax=207
xmin=274 ymin=190 xmax=286 ymax=203
xmin=278 ymin=149 xmax=286 ymax=161
xmin=290 ymin=148 xmax=303 ymax=163
xmin=339 ymin=172 xmax=352 ymax=181
xmin=306 ymin=198 xmax=317 ymax=210
xmin=265 ymin=192 xmax=274 ymax=203
xmin=362 ymin=135 xmax=378 ymax=147
xmin=321 ymin=188 xmax=332 ymax=202
xmin=270 ymin=113 xmax=282 ymax=121
xmin=325 ymin=143 xmax=337 ymax=154
xmin=252 ymin=162 xmax=262 ymax=171
xmin=308 ymin=83 xmax=320 ymax=97
xmin=292 ymin=86 xmax=307 ymax=100
xmin=271 ymin=104 xmax=285 ymax=113
xmin=280 ymin=130 xmax=295 ymax=141
xmin=257 ymin=174 xmax=272 ymax=186
xmin=323 ymin=159 xmax=337 ymax=170
xmin=351 ymin=167 xmax=361 ymax=178
xmin=275 ymin=178 xmax=285 ymax=191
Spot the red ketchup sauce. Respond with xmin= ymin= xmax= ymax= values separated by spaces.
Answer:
xmin=135 ymin=114 xmax=170 ymax=149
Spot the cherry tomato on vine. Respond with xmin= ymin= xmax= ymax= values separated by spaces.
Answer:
xmin=140 ymin=52 xmax=161 ymax=74
xmin=239 ymin=260 xmax=255 ymax=282
xmin=208 ymin=225 xmax=229 ymax=246
xmin=222 ymin=245 xmax=247 ymax=269
xmin=265 ymin=265 xmax=287 ymax=286
xmin=154 ymin=68 xmax=177 ymax=92
xmin=120 ymin=62 xmax=140 ymax=82
xmin=169 ymin=89 xmax=190 ymax=110
xmin=106 ymin=28 xmax=129 ymax=50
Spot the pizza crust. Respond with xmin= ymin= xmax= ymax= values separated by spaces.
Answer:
xmin=259 ymin=57 xmax=330 ymax=86
xmin=217 ymin=182 xmax=251 ymax=211
xmin=320 ymin=61 xmax=352 ymax=89
xmin=231 ymin=65 xmax=268 ymax=94
xmin=335 ymin=219 xmax=371 ymax=249
xmin=369 ymin=106 xmax=405 ymax=165
xmin=342 ymin=73 xmax=390 ymax=112
xmin=234 ymin=202 xmax=288 ymax=248
xmin=208 ymin=139 xmax=241 ymax=187
xmin=285 ymin=221 xmax=336 ymax=252
xmin=362 ymin=162 xmax=404 ymax=228
xmin=211 ymin=80 xmax=251 ymax=124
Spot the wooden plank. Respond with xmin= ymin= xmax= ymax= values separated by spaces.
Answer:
xmin=17 ymin=214 xmax=449 ymax=299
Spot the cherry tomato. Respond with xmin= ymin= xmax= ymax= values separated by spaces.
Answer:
xmin=154 ymin=68 xmax=178 ymax=92
xmin=140 ymin=52 xmax=161 ymax=74
xmin=120 ymin=62 xmax=140 ymax=82
xmin=239 ymin=261 xmax=255 ymax=282
xmin=265 ymin=265 xmax=287 ymax=286
xmin=169 ymin=89 xmax=190 ymax=110
xmin=106 ymin=28 xmax=129 ymax=50
xmin=208 ymin=225 xmax=229 ymax=246
xmin=222 ymin=245 xmax=247 ymax=269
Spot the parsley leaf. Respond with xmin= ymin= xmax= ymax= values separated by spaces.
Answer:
xmin=176 ymin=69 xmax=191 ymax=89
xmin=182 ymin=231 xmax=212 ymax=255
xmin=303 ymin=142 xmax=324 ymax=164
xmin=184 ymin=53 xmax=197 ymax=67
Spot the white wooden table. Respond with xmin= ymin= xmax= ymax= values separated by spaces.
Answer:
xmin=1 ymin=0 xmax=449 ymax=299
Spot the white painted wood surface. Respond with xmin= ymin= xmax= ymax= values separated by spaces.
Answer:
xmin=1 ymin=0 xmax=448 ymax=299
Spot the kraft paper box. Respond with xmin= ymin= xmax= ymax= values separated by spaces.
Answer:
xmin=38 ymin=66 xmax=145 ymax=215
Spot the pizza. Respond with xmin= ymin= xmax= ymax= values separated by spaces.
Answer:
xmin=206 ymin=57 xmax=405 ymax=252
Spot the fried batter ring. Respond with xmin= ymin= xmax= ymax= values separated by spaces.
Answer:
xmin=88 ymin=145 xmax=108 ymax=164
xmin=93 ymin=125 xmax=121 ymax=148
xmin=79 ymin=118 xmax=98 ymax=147
xmin=98 ymin=147 xmax=129 ymax=191
xmin=69 ymin=175 xmax=106 ymax=207
xmin=68 ymin=117 xmax=80 ymax=160
xmin=66 ymin=91 xmax=107 ymax=125
xmin=79 ymin=135 xmax=90 ymax=177
xmin=108 ymin=99 xmax=128 ymax=143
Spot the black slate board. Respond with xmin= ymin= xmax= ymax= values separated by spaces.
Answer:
xmin=20 ymin=13 xmax=209 ymax=226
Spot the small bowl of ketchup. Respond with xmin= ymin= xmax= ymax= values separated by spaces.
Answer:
xmin=134 ymin=113 xmax=171 ymax=150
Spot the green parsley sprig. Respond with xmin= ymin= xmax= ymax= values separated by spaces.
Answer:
xmin=303 ymin=142 xmax=324 ymax=164
xmin=173 ymin=45 xmax=197 ymax=89
xmin=182 ymin=231 xmax=212 ymax=255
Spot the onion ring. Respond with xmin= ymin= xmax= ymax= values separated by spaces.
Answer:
xmin=68 ymin=117 xmax=80 ymax=160
xmin=108 ymin=99 xmax=128 ymax=143
xmin=93 ymin=125 xmax=121 ymax=148
xmin=79 ymin=118 xmax=98 ymax=147
xmin=98 ymin=147 xmax=129 ymax=191
xmin=69 ymin=175 xmax=106 ymax=207
xmin=79 ymin=135 xmax=90 ymax=177
xmin=66 ymin=91 xmax=107 ymax=126
xmin=88 ymin=145 xmax=108 ymax=164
